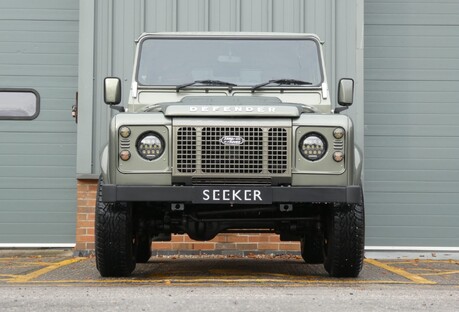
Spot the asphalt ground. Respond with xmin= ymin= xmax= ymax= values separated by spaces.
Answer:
xmin=0 ymin=251 xmax=458 ymax=287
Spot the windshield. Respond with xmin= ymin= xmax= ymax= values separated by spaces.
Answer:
xmin=136 ymin=37 xmax=323 ymax=87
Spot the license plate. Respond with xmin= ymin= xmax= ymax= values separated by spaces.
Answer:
xmin=192 ymin=186 xmax=272 ymax=204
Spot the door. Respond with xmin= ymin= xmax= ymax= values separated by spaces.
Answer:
xmin=0 ymin=0 xmax=79 ymax=245
xmin=365 ymin=0 xmax=459 ymax=248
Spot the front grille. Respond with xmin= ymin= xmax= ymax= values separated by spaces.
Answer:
xmin=202 ymin=127 xmax=263 ymax=174
xmin=174 ymin=126 xmax=290 ymax=176
xmin=268 ymin=128 xmax=288 ymax=174
xmin=176 ymin=127 xmax=196 ymax=173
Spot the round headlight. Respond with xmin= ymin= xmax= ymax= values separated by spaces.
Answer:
xmin=136 ymin=132 xmax=165 ymax=160
xmin=299 ymin=133 xmax=327 ymax=161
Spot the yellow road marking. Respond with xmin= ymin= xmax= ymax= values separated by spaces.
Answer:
xmin=13 ymin=278 xmax=412 ymax=286
xmin=150 ymin=271 xmax=307 ymax=280
xmin=418 ymin=270 xmax=459 ymax=277
xmin=9 ymin=258 xmax=85 ymax=283
xmin=0 ymin=274 xmax=18 ymax=278
xmin=2 ymin=257 xmax=453 ymax=286
xmin=147 ymin=274 xmax=326 ymax=281
xmin=379 ymin=260 xmax=459 ymax=265
xmin=0 ymin=262 xmax=51 ymax=269
xmin=365 ymin=259 xmax=436 ymax=285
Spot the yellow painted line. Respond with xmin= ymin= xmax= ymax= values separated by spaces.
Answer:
xmin=18 ymin=278 xmax=412 ymax=286
xmin=0 ymin=274 xmax=18 ymax=278
xmin=418 ymin=270 xmax=459 ymax=277
xmin=9 ymin=258 xmax=85 ymax=283
xmin=147 ymin=275 xmax=325 ymax=281
xmin=1 ymin=262 xmax=51 ymax=268
xmin=147 ymin=272 xmax=309 ymax=280
xmin=365 ymin=259 xmax=436 ymax=285
xmin=379 ymin=260 xmax=459 ymax=265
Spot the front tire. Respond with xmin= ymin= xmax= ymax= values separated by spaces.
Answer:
xmin=95 ymin=178 xmax=136 ymax=277
xmin=323 ymin=199 xmax=365 ymax=277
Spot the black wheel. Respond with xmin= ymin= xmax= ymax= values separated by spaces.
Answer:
xmin=95 ymin=177 xmax=136 ymax=277
xmin=135 ymin=235 xmax=152 ymax=263
xmin=323 ymin=197 xmax=365 ymax=277
xmin=300 ymin=226 xmax=324 ymax=264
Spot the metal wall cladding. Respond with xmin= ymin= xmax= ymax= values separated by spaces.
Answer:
xmin=0 ymin=0 xmax=78 ymax=244
xmin=364 ymin=0 xmax=459 ymax=247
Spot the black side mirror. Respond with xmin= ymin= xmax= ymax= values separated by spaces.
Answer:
xmin=337 ymin=78 xmax=354 ymax=107
xmin=104 ymin=77 xmax=121 ymax=105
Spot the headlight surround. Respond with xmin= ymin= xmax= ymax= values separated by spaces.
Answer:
xmin=299 ymin=133 xmax=327 ymax=161
xmin=136 ymin=132 xmax=165 ymax=161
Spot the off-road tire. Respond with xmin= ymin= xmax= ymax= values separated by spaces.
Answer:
xmin=135 ymin=236 xmax=152 ymax=263
xmin=323 ymin=198 xmax=365 ymax=277
xmin=300 ymin=226 xmax=324 ymax=264
xmin=95 ymin=177 xmax=136 ymax=277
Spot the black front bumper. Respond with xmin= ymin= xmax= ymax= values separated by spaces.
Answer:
xmin=102 ymin=185 xmax=362 ymax=205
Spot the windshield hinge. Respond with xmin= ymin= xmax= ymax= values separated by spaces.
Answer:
xmin=131 ymin=81 xmax=138 ymax=98
xmin=321 ymin=82 xmax=329 ymax=99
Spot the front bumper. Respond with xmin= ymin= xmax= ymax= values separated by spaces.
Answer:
xmin=102 ymin=185 xmax=362 ymax=204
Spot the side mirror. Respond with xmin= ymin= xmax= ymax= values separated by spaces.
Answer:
xmin=104 ymin=77 xmax=121 ymax=105
xmin=337 ymin=78 xmax=354 ymax=107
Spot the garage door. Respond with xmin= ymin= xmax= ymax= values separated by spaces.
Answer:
xmin=0 ymin=1 xmax=78 ymax=245
xmin=365 ymin=0 xmax=459 ymax=248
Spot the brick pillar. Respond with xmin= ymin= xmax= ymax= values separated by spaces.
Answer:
xmin=74 ymin=179 xmax=300 ymax=255
xmin=75 ymin=179 xmax=98 ymax=254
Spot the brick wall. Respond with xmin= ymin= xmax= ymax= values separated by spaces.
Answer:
xmin=76 ymin=179 xmax=97 ymax=252
xmin=76 ymin=179 xmax=300 ymax=255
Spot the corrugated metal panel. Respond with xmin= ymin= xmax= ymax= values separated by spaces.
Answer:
xmin=365 ymin=0 xmax=459 ymax=247
xmin=83 ymin=0 xmax=363 ymax=177
xmin=0 ymin=0 xmax=78 ymax=244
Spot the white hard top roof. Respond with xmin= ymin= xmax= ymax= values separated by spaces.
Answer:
xmin=136 ymin=32 xmax=322 ymax=42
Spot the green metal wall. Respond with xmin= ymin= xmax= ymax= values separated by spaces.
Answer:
xmin=0 ymin=0 xmax=79 ymax=245
xmin=365 ymin=0 xmax=459 ymax=248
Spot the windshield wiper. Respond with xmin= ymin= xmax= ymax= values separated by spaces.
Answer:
xmin=176 ymin=80 xmax=237 ymax=92
xmin=251 ymin=79 xmax=313 ymax=92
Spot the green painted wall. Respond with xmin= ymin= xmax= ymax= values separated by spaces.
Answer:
xmin=0 ymin=0 xmax=79 ymax=244
xmin=365 ymin=0 xmax=459 ymax=247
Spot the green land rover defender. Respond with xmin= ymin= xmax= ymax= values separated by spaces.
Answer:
xmin=96 ymin=33 xmax=364 ymax=278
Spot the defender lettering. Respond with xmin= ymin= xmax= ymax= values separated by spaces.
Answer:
xmin=190 ymin=106 xmax=276 ymax=113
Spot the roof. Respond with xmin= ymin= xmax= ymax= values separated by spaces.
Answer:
xmin=136 ymin=32 xmax=322 ymax=43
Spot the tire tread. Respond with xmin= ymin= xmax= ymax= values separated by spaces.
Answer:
xmin=95 ymin=178 xmax=135 ymax=277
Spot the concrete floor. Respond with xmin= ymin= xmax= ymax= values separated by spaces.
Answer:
xmin=0 ymin=251 xmax=458 ymax=286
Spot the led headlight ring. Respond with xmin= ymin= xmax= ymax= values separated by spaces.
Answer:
xmin=299 ymin=133 xmax=327 ymax=161
xmin=136 ymin=132 xmax=165 ymax=161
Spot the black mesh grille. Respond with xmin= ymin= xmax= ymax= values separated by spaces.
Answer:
xmin=201 ymin=127 xmax=263 ymax=174
xmin=175 ymin=126 xmax=289 ymax=175
xmin=176 ymin=127 xmax=196 ymax=173
xmin=268 ymin=128 xmax=288 ymax=174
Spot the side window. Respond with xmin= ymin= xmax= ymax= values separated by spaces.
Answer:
xmin=0 ymin=89 xmax=40 ymax=120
